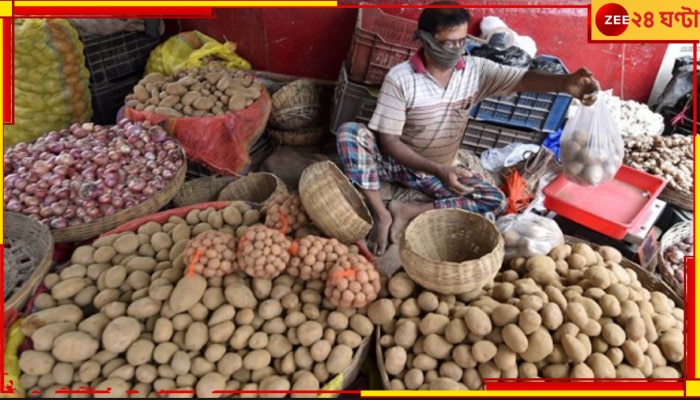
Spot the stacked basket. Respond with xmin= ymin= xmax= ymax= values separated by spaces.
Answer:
xmin=267 ymin=79 xmax=326 ymax=146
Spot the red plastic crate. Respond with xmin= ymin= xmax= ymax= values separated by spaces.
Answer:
xmin=347 ymin=8 xmax=420 ymax=85
xmin=543 ymin=165 xmax=667 ymax=240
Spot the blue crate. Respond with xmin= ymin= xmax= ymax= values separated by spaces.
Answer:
xmin=468 ymin=52 xmax=573 ymax=133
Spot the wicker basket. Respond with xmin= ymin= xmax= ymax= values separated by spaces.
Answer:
xmin=298 ymin=161 xmax=373 ymax=244
xmin=4 ymin=212 xmax=54 ymax=312
xmin=659 ymin=187 xmax=693 ymax=212
xmin=51 ymin=148 xmax=187 ymax=243
xmin=657 ymin=221 xmax=692 ymax=299
xmin=217 ymin=172 xmax=288 ymax=208
xmin=399 ymin=209 xmax=504 ymax=297
xmin=269 ymin=79 xmax=321 ymax=130
xmin=172 ymin=176 xmax=236 ymax=208
xmin=268 ymin=124 xmax=326 ymax=147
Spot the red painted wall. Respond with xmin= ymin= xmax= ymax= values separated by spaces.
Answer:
xmin=173 ymin=4 xmax=667 ymax=103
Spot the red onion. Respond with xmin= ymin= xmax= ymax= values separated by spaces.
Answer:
xmin=128 ymin=178 xmax=146 ymax=193
xmin=25 ymin=183 xmax=37 ymax=195
xmin=39 ymin=206 xmax=53 ymax=218
xmin=98 ymin=193 xmax=113 ymax=205
xmin=53 ymin=165 xmax=69 ymax=176
xmin=55 ymin=188 xmax=70 ymax=200
xmin=142 ymin=186 xmax=156 ymax=196
xmin=34 ymin=188 xmax=47 ymax=200
xmin=162 ymin=169 xmax=174 ymax=179
xmin=50 ymin=218 xmax=68 ymax=229
xmin=73 ymin=128 xmax=88 ymax=139
xmin=93 ymin=153 xmax=109 ymax=166
xmin=86 ymin=207 xmax=100 ymax=218
xmin=6 ymin=200 xmax=22 ymax=212
xmin=48 ymin=175 xmax=63 ymax=187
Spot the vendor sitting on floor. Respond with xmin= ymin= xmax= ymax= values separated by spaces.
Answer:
xmin=337 ymin=1 xmax=601 ymax=256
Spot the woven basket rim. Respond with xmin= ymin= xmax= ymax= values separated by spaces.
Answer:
xmin=401 ymin=209 xmax=503 ymax=266
xmin=656 ymin=220 xmax=692 ymax=298
xmin=50 ymin=147 xmax=188 ymax=243
xmin=172 ymin=175 xmax=236 ymax=208
xmin=4 ymin=212 xmax=54 ymax=312
xmin=217 ymin=172 xmax=288 ymax=207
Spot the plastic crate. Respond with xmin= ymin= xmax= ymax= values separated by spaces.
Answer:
xmin=330 ymin=63 xmax=381 ymax=134
xmin=90 ymin=76 xmax=140 ymax=125
xmin=469 ymin=55 xmax=573 ymax=133
xmin=81 ymin=30 xmax=161 ymax=85
xmin=347 ymin=8 xmax=420 ymax=85
xmin=461 ymin=119 xmax=547 ymax=156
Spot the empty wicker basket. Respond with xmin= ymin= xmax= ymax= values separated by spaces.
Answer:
xmin=217 ymin=172 xmax=288 ymax=208
xmin=298 ymin=161 xmax=373 ymax=244
xmin=399 ymin=209 xmax=504 ymax=297
xmin=268 ymin=124 xmax=326 ymax=147
xmin=173 ymin=176 xmax=236 ymax=208
xmin=268 ymin=79 xmax=321 ymax=130
xmin=4 ymin=212 xmax=54 ymax=312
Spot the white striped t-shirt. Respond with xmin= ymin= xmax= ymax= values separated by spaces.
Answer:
xmin=368 ymin=50 xmax=528 ymax=166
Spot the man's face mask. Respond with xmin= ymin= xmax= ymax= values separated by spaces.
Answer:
xmin=415 ymin=29 xmax=466 ymax=69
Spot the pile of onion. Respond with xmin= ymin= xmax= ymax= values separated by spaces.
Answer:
xmin=236 ymin=225 xmax=292 ymax=279
xmin=287 ymin=235 xmax=350 ymax=281
xmin=183 ymin=230 xmax=238 ymax=278
xmin=3 ymin=120 xmax=184 ymax=229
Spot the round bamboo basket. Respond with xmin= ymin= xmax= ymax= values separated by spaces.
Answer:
xmin=298 ymin=161 xmax=373 ymax=244
xmin=172 ymin=175 xmax=236 ymax=208
xmin=51 ymin=148 xmax=187 ymax=243
xmin=4 ymin=212 xmax=54 ymax=312
xmin=657 ymin=220 xmax=692 ymax=299
xmin=268 ymin=79 xmax=321 ymax=130
xmin=268 ymin=124 xmax=326 ymax=147
xmin=399 ymin=209 xmax=504 ymax=297
xmin=217 ymin=172 xmax=288 ymax=208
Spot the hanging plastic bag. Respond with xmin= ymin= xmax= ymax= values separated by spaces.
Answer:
xmin=496 ymin=213 xmax=565 ymax=259
xmin=559 ymin=92 xmax=624 ymax=186
xmin=145 ymin=31 xmax=251 ymax=77
xmin=5 ymin=19 xmax=93 ymax=147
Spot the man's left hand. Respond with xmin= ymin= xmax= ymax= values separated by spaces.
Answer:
xmin=563 ymin=67 xmax=600 ymax=106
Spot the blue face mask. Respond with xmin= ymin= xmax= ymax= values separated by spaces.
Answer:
xmin=414 ymin=29 xmax=465 ymax=69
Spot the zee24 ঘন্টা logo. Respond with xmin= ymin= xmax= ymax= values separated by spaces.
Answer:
xmin=595 ymin=2 xmax=700 ymax=37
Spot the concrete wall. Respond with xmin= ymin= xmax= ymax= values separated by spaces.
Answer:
xmin=172 ymin=4 xmax=668 ymax=103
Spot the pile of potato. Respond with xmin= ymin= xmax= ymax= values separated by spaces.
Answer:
xmin=560 ymin=130 xmax=625 ymax=186
xmin=183 ymin=231 xmax=238 ymax=278
xmin=237 ymin=225 xmax=292 ymax=280
xmin=18 ymin=202 xmax=374 ymax=398
xmin=373 ymin=242 xmax=684 ymax=390
xmin=624 ymin=134 xmax=693 ymax=193
xmin=264 ymin=194 xmax=310 ymax=235
xmin=287 ymin=236 xmax=349 ymax=281
xmin=325 ymin=254 xmax=382 ymax=309
xmin=125 ymin=62 xmax=264 ymax=118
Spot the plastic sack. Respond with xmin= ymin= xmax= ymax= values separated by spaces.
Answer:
xmin=124 ymin=86 xmax=271 ymax=176
xmin=5 ymin=19 xmax=92 ymax=147
xmin=481 ymin=143 xmax=541 ymax=172
xmin=145 ymin=31 xmax=251 ymax=77
xmin=496 ymin=213 xmax=565 ymax=259
xmin=559 ymin=92 xmax=624 ymax=186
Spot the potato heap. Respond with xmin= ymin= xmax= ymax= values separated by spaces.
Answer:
xmin=237 ymin=225 xmax=292 ymax=280
xmin=264 ymin=193 xmax=311 ymax=235
xmin=18 ymin=201 xmax=374 ymax=398
xmin=183 ymin=231 xmax=238 ymax=278
xmin=624 ymin=134 xmax=693 ymax=193
xmin=125 ymin=62 xmax=264 ymax=118
xmin=561 ymin=130 xmax=624 ymax=186
xmin=325 ymin=254 xmax=382 ymax=309
xmin=372 ymin=242 xmax=684 ymax=390
xmin=287 ymin=236 xmax=350 ymax=281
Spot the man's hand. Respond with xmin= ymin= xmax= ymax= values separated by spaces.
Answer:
xmin=563 ymin=68 xmax=601 ymax=106
xmin=437 ymin=166 xmax=474 ymax=196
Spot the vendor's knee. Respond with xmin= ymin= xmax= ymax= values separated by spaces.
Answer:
xmin=337 ymin=122 xmax=372 ymax=145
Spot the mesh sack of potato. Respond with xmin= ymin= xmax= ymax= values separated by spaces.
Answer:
xmin=183 ymin=230 xmax=238 ymax=278
xmin=236 ymin=224 xmax=291 ymax=279
xmin=287 ymin=236 xmax=350 ymax=281
xmin=125 ymin=62 xmax=271 ymax=176
xmin=325 ymin=253 xmax=381 ymax=309
xmin=7 ymin=19 xmax=93 ymax=147
xmin=264 ymin=193 xmax=311 ymax=235
xmin=496 ymin=213 xmax=565 ymax=260
xmin=560 ymin=92 xmax=625 ymax=186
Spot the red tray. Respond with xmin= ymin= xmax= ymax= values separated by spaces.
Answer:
xmin=543 ymin=165 xmax=667 ymax=240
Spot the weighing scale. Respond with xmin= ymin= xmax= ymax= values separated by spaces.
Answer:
xmin=542 ymin=165 xmax=668 ymax=272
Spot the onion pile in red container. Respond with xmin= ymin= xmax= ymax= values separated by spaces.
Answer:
xmin=3 ymin=119 xmax=185 ymax=229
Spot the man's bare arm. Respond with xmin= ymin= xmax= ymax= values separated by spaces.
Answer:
xmin=513 ymin=67 xmax=600 ymax=105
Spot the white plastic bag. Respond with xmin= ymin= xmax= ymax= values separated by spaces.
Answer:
xmin=559 ymin=91 xmax=625 ymax=186
xmin=496 ymin=213 xmax=565 ymax=259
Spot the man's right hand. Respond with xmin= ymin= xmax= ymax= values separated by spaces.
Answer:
xmin=436 ymin=165 xmax=474 ymax=196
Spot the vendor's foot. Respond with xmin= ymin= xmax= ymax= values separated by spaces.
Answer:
xmin=389 ymin=200 xmax=432 ymax=244
xmin=367 ymin=211 xmax=392 ymax=256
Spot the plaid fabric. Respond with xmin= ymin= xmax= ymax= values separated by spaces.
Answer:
xmin=337 ymin=122 xmax=506 ymax=219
